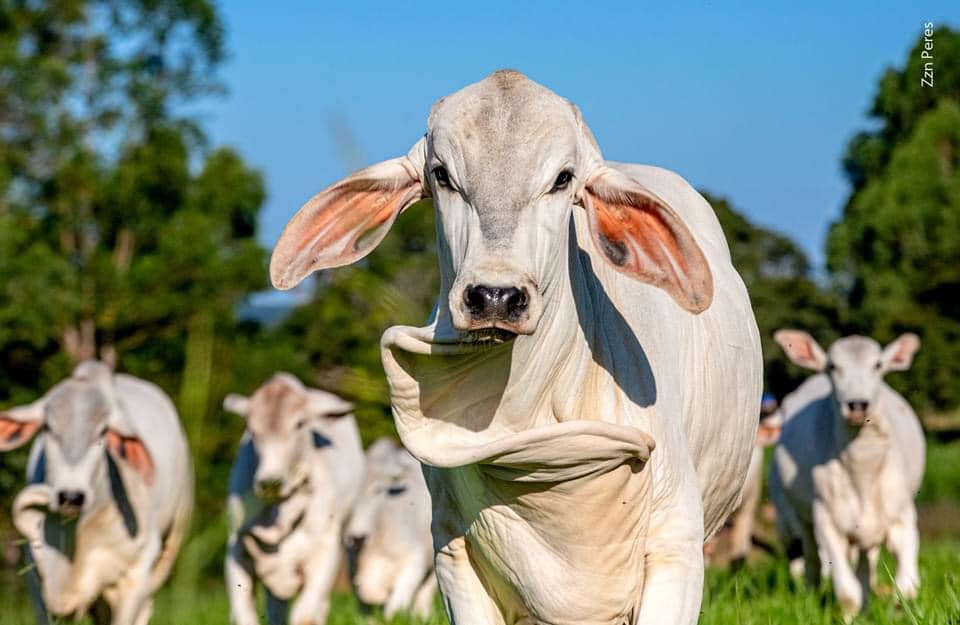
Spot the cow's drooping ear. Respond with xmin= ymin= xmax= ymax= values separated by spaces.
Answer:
xmin=270 ymin=138 xmax=428 ymax=290
xmin=578 ymin=167 xmax=713 ymax=313
xmin=106 ymin=430 xmax=155 ymax=485
xmin=307 ymin=390 xmax=353 ymax=418
xmin=223 ymin=393 xmax=251 ymax=417
xmin=881 ymin=333 xmax=920 ymax=373
xmin=774 ymin=330 xmax=828 ymax=372
xmin=0 ymin=401 xmax=44 ymax=452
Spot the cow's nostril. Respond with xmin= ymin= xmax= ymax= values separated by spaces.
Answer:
xmin=505 ymin=288 xmax=528 ymax=319
xmin=255 ymin=478 xmax=284 ymax=496
xmin=463 ymin=285 xmax=527 ymax=321
xmin=345 ymin=534 xmax=367 ymax=551
xmin=463 ymin=285 xmax=488 ymax=316
xmin=57 ymin=490 xmax=85 ymax=509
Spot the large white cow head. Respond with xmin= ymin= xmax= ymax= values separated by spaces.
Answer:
xmin=270 ymin=70 xmax=713 ymax=344
xmin=0 ymin=361 xmax=153 ymax=518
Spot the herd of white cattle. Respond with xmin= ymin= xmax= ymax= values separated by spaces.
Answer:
xmin=0 ymin=70 xmax=931 ymax=625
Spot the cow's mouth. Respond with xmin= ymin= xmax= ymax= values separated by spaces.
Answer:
xmin=464 ymin=327 xmax=518 ymax=344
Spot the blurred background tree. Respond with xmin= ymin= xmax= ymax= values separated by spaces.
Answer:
xmin=828 ymin=27 xmax=960 ymax=414
xmin=706 ymin=194 xmax=843 ymax=400
xmin=0 ymin=0 xmax=299 ymax=560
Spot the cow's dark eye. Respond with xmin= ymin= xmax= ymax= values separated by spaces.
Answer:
xmin=874 ymin=361 xmax=882 ymax=370
xmin=433 ymin=166 xmax=451 ymax=188
xmin=550 ymin=170 xmax=574 ymax=193
xmin=295 ymin=419 xmax=307 ymax=429
xmin=826 ymin=362 xmax=839 ymax=374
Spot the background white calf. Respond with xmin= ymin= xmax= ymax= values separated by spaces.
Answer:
xmin=769 ymin=331 xmax=924 ymax=620
xmin=223 ymin=373 xmax=364 ymax=625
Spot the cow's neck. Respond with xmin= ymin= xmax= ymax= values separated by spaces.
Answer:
xmin=832 ymin=404 xmax=890 ymax=500
xmin=502 ymin=218 xmax=624 ymax=424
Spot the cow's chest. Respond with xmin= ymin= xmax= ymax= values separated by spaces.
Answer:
xmin=447 ymin=462 xmax=651 ymax=625
xmin=248 ymin=520 xmax=313 ymax=599
xmin=813 ymin=459 xmax=894 ymax=548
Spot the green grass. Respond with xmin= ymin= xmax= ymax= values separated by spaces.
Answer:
xmin=2 ymin=541 xmax=959 ymax=624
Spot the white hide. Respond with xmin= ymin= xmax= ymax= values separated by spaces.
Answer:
xmin=4 ymin=362 xmax=193 ymax=625
xmin=224 ymin=373 xmax=364 ymax=625
xmin=346 ymin=438 xmax=436 ymax=618
xmin=769 ymin=334 xmax=924 ymax=620
xmin=271 ymin=72 xmax=763 ymax=625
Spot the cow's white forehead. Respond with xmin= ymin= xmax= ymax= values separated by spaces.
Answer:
xmin=829 ymin=336 xmax=882 ymax=365
xmin=45 ymin=381 xmax=109 ymax=460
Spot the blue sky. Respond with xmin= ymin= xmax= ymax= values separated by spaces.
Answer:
xmin=206 ymin=2 xmax=959 ymax=272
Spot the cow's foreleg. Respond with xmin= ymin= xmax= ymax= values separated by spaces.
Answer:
xmin=412 ymin=570 xmax=439 ymax=619
xmin=288 ymin=527 xmax=340 ymax=625
xmin=383 ymin=555 xmax=432 ymax=618
xmin=813 ymin=500 xmax=860 ymax=621
xmin=225 ymin=539 xmax=259 ymax=625
xmin=636 ymin=476 xmax=704 ymax=625
xmin=435 ymin=535 xmax=504 ymax=625
xmin=887 ymin=503 xmax=920 ymax=599
xmin=109 ymin=534 xmax=161 ymax=625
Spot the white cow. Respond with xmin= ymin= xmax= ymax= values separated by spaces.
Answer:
xmin=769 ymin=330 xmax=924 ymax=620
xmin=0 ymin=361 xmax=193 ymax=625
xmin=345 ymin=438 xmax=436 ymax=619
xmin=223 ymin=373 xmax=364 ymax=625
xmin=270 ymin=70 xmax=762 ymax=625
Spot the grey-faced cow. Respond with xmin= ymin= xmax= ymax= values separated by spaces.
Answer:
xmin=223 ymin=373 xmax=364 ymax=625
xmin=269 ymin=70 xmax=763 ymax=625
xmin=345 ymin=438 xmax=436 ymax=619
xmin=769 ymin=331 xmax=924 ymax=621
xmin=0 ymin=361 xmax=193 ymax=625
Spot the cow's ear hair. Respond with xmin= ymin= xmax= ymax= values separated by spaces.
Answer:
xmin=579 ymin=167 xmax=713 ymax=313
xmin=223 ymin=393 xmax=251 ymax=417
xmin=0 ymin=402 xmax=44 ymax=452
xmin=106 ymin=430 xmax=155 ymax=485
xmin=881 ymin=333 xmax=920 ymax=373
xmin=270 ymin=138 xmax=427 ymax=290
xmin=774 ymin=330 xmax=828 ymax=372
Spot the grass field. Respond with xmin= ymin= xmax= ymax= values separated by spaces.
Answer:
xmin=2 ymin=437 xmax=959 ymax=624
xmin=3 ymin=542 xmax=959 ymax=624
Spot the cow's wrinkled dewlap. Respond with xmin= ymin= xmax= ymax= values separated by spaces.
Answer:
xmin=383 ymin=326 xmax=654 ymax=625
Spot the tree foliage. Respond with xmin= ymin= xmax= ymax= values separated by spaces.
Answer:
xmin=829 ymin=27 xmax=960 ymax=413
xmin=0 ymin=0 xmax=287 ymax=536
xmin=707 ymin=194 xmax=843 ymax=399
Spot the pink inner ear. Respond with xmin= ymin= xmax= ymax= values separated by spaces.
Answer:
xmin=585 ymin=188 xmax=713 ymax=313
xmin=271 ymin=173 xmax=423 ymax=290
xmin=0 ymin=417 xmax=41 ymax=450
xmin=106 ymin=430 xmax=155 ymax=486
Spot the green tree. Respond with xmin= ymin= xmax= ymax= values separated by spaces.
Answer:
xmin=828 ymin=27 xmax=960 ymax=414
xmin=706 ymin=193 xmax=843 ymax=399
xmin=0 ymin=1 xmax=287 ymax=548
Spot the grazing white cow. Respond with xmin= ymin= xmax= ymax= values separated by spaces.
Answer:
xmin=0 ymin=361 xmax=193 ymax=625
xmin=345 ymin=438 xmax=436 ymax=619
xmin=223 ymin=373 xmax=364 ymax=625
xmin=270 ymin=70 xmax=762 ymax=625
xmin=769 ymin=331 xmax=924 ymax=620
